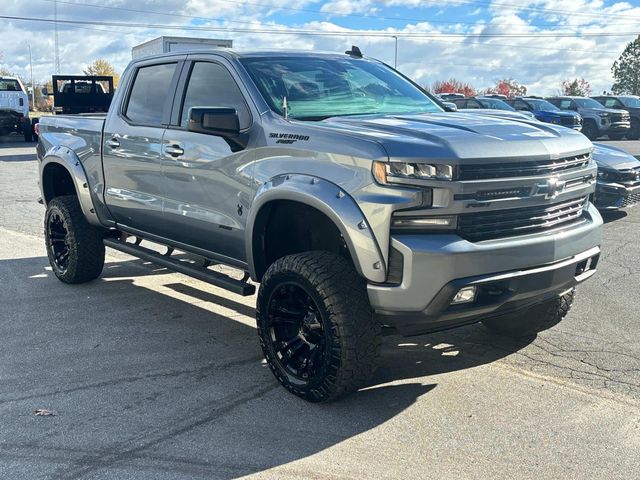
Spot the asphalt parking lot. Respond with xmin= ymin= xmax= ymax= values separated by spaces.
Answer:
xmin=1 ymin=140 xmax=639 ymax=479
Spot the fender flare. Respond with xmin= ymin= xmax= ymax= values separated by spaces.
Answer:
xmin=40 ymin=145 xmax=102 ymax=227
xmin=246 ymin=174 xmax=387 ymax=283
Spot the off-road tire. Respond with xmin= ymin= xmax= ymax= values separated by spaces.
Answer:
xmin=581 ymin=121 xmax=599 ymax=140
xmin=482 ymin=289 xmax=574 ymax=338
xmin=256 ymin=251 xmax=380 ymax=402
xmin=45 ymin=195 xmax=105 ymax=284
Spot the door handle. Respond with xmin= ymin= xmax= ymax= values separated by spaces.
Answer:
xmin=106 ymin=138 xmax=120 ymax=149
xmin=164 ymin=144 xmax=185 ymax=158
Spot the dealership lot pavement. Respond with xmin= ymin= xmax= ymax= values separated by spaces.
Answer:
xmin=1 ymin=142 xmax=639 ymax=479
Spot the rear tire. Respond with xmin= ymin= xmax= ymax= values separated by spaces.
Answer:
xmin=45 ymin=195 xmax=105 ymax=284
xmin=256 ymin=251 xmax=380 ymax=402
xmin=23 ymin=120 xmax=33 ymax=142
xmin=482 ymin=289 xmax=574 ymax=338
xmin=581 ymin=121 xmax=599 ymax=140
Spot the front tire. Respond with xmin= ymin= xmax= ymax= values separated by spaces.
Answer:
xmin=45 ymin=195 xmax=105 ymax=284
xmin=629 ymin=119 xmax=640 ymax=140
xmin=482 ymin=289 xmax=574 ymax=338
xmin=256 ymin=251 xmax=380 ymax=402
xmin=581 ymin=121 xmax=599 ymax=140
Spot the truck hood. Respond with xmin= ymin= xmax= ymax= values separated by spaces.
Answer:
xmin=320 ymin=112 xmax=590 ymax=162
xmin=536 ymin=110 xmax=579 ymax=119
xmin=581 ymin=107 xmax=625 ymax=116
xmin=592 ymin=143 xmax=640 ymax=170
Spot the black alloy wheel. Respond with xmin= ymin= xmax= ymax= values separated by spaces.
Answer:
xmin=47 ymin=210 xmax=71 ymax=273
xmin=266 ymin=282 xmax=327 ymax=383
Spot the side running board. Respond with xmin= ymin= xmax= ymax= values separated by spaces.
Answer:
xmin=103 ymin=238 xmax=256 ymax=296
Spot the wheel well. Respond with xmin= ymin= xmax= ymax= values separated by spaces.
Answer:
xmin=42 ymin=163 xmax=77 ymax=204
xmin=252 ymin=201 xmax=351 ymax=281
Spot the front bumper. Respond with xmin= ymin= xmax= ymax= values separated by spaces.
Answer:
xmin=368 ymin=203 xmax=602 ymax=336
xmin=601 ymin=121 xmax=631 ymax=133
xmin=594 ymin=182 xmax=640 ymax=210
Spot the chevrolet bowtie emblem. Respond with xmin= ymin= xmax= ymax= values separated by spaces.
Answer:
xmin=537 ymin=177 xmax=567 ymax=199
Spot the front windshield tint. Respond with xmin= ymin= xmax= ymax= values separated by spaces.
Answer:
xmin=240 ymin=57 xmax=443 ymax=120
xmin=574 ymin=98 xmax=604 ymax=109
xmin=620 ymin=96 xmax=640 ymax=108
xmin=478 ymin=98 xmax=514 ymax=111
xmin=527 ymin=99 xmax=560 ymax=111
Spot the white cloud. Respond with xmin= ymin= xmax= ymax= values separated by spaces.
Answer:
xmin=0 ymin=0 xmax=637 ymax=95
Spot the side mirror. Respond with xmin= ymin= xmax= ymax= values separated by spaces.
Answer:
xmin=188 ymin=107 xmax=240 ymax=138
xmin=443 ymin=102 xmax=458 ymax=112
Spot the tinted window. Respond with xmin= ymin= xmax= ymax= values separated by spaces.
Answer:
xmin=466 ymin=99 xmax=482 ymax=109
xmin=513 ymin=99 xmax=531 ymax=111
xmin=574 ymin=98 xmax=603 ymax=109
xmin=526 ymin=99 xmax=559 ymax=111
xmin=126 ymin=63 xmax=176 ymax=125
xmin=241 ymin=57 xmax=442 ymax=120
xmin=181 ymin=62 xmax=250 ymax=128
xmin=452 ymin=99 xmax=466 ymax=108
xmin=558 ymin=99 xmax=574 ymax=110
xmin=0 ymin=79 xmax=22 ymax=92
xmin=602 ymin=98 xmax=623 ymax=108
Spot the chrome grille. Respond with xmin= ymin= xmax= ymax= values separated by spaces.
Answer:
xmin=459 ymin=153 xmax=591 ymax=180
xmin=458 ymin=197 xmax=588 ymax=241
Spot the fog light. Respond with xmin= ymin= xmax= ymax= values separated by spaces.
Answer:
xmin=451 ymin=286 xmax=477 ymax=305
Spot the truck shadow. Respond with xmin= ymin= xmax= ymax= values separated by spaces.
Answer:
xmin=0 ymin=255 xmax=533 ymax=479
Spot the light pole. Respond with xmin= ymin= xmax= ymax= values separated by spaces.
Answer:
xmin=28 ymin=44 xmax=35 ymax=108
xmin=54 ymin=0 xmax=60 ymax=74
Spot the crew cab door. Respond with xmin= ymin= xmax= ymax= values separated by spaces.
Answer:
xmin=160 ymin=56 xmax=256 ymax=263
xmin=102 ymin=59 xmax=184 ymax=236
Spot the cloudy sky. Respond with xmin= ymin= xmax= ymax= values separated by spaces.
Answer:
xmin=1 ymin=0 xmax=640 ymax=95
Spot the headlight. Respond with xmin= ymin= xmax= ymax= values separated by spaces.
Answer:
xmin=597 ymin=170 xmax=615 ymax=181
xmin=391 ymin=214 xmax=457 ymax=231
xmin=373 ymin=161 xmax=453 ymax=185
xmin=597 ymin=112 xmax=610 ymax=118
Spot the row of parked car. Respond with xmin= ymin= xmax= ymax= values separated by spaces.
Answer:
xmin=439 ymin=93 xmax=639 ymax=141
xmin=436 ymin=93 xmax=640 ymax=211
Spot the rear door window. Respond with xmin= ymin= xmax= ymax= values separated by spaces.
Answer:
xmin=125 ymin=63 xmax=177 ymax=125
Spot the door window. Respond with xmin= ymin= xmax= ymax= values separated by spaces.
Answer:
xmin=180 ymin=62 xmax=250 ymax=129
xmin=513 ymin=99 xmax=530 ymax=111
xmin=125 ymin=63 xmax=177 ymax=125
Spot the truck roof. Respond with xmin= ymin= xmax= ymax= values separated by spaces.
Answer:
xmin=131 ymin=49 xmax=370 ymax=62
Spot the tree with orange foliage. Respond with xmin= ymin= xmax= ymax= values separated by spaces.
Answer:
xmin=430 ymin=78 xmax=476 ymax=97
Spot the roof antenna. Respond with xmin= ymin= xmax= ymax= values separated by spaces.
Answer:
xmin=282 ymin=96 xmax=288 ymax=120
xmin=345 ymin=45 xmax=363 ymax=58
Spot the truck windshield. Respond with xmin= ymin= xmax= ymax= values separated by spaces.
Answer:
xmin=526 ymin=99 xmax=560 ymax=111
xmin=574 ymin=98 xmax=605 ymax=109
xmin=477 ymin=98 xmax=514 ymax=111
xmin=240 ymin=56 xmax=443 ymax=120
xmin=0 ymin=79 xmax=22 ymax=92
xmin=620 ymin=96 xmax=640 ymax=108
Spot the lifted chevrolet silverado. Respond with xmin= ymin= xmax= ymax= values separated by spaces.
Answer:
xmin=37 ymin=49 xmax=602 ymax=402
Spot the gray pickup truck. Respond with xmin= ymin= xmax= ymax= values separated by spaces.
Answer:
xmin=37 ymin=48 xmax=602 ymax=402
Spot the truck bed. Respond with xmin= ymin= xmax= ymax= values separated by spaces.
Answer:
xmin=36 ymin=113 xmax=105 ymax=166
